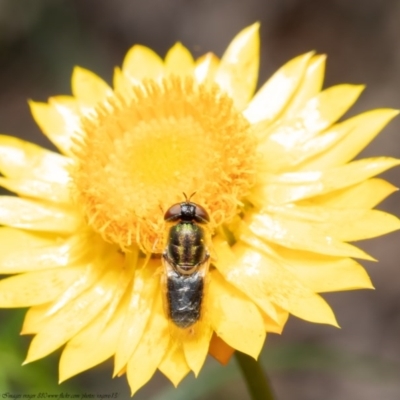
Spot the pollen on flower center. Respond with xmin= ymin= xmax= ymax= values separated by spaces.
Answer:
xmin=71 ymin=76 xmax=257 ymax=252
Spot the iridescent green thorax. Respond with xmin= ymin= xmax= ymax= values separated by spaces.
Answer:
xmin=165 ymin=222 xmax=207 ymax=270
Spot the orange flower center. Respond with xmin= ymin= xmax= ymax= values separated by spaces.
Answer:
xmin=71 ymin=76 xmax=257 ymax=252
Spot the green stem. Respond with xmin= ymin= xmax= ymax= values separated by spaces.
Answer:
xmin=235 ymin=351 xmax=275 ymax=400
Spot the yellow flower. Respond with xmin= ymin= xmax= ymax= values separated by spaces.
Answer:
xmin=0 ymin=23 xmax=399 ymax=395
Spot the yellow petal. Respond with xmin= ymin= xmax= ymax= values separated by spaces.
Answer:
xmin=114 ymin=262 xmax=160 ymax=375
xmin=295 ymin=84 xmax=364 ymax=130
xmin=71 ymin=67 xmax=113 ymax=107
xmin=300 ymin=109 xmax=400 ymax=170
xmin=283 ymin=55 xmax=326 ymax=118
xmin=183 ymin=318 xmax=213 ymax=376
xmin=208 ymin=270 xmax=266 ymax=359
xmin=261 ymin=306 xmax=288 ymax=334
xmin=249 ymin=212 xmax=373 ymax=260
xmin=208 ymin=334 xmax=235 ymax=365
xmin=116 ymin=366 xmax=126 ymax=378
xmin=213 ymin=238 xmax=278 ymax=321
xmin=253 ymin=157 xmax=400 ymax=205
xmin=0 ymin=229 xmax=80 ymax=273
xmin=46 ymin=261 xmax=108 ymax=319
xmin=159 ymin=341 xmax=190 ymax=387
xmin=276 ymin=247 xmax=373 ymax=292
xmin=113 ymin=67 xmax=136 ymax=100
xmin=59 ymin=293 xmax=128 ymax=382
xmin=0 ymin=176 xmax=70 ymax=203
xmin=256 ymin=84 xmax=365 ymax=173
xmin=0 ymin=135 xmax=70 ymax=182
xmin=252 ymin=59 xmax=355 ymax=172
xmin=165 ymin=42 xmax=194 ymax=76
xmin=24 ymin=264 xmax=122 ymax=363
xmin=265 ymin=203 xmax=400 ymax=241
xmin=244 ymin=52 xmax=314 ymax=123
xmin=338 ymin=210 xmax=400 ymax=241
xmin=229 ymin=243 xmax=338 ymax=326
xmin=215 ymin=23 xmax=260 ymax=110
xmin=126 ymin=295 xmax=169 ymax=397
xmin=21 ymin=303 xmax=51 ymax=335
xmin=0 ymin=196 xmax=80 ymax=234
xmin=101 ymin=260 xmax=134 ymax=327
xmin=194 ymin=53 xmax=219 ymax=84
xmin=0 ymin=267 xmax=83 ymax=307
xmin=122 ymin=45 xmax=164 ymax=80
xmin=255 ymin=121 xmax=341 ymax=173
xmin=290 ymin=293 xmax=338 ymax=327
xmin=49 ymin=95 xmax=83 ymax=124
xmin=28 ymin=100 xmax=79 ymax=157
xmin=311 ymin=178 xmax=398 ymax=209
xmin=21 ymin=250 xmax=116 ymax=333
xmin=232 ymin=238 xmax=338 ymax=325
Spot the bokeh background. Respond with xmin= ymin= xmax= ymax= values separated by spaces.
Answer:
xmin=1 ymin=0 xmax=400 ymax=399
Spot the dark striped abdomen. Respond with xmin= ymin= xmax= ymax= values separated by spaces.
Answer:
xmin=166 ymin=269 xmax=204 ymax=328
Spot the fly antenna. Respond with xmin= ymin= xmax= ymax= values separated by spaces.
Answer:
xmin=183 ymin=192 xmax=196 ymax=203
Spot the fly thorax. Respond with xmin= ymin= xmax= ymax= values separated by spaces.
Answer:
xmin=166 ymin=222 xmax=207 ymax=271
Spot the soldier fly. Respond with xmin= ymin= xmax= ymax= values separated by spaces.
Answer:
xmin=162 ymin=194 xmax=210 ymax=329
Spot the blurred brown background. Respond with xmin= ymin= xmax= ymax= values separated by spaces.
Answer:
xmin=1 ymin=0 xmax=400 ymax=399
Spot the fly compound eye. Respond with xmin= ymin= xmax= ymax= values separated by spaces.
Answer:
xmin=193 ymin=203 xmax=210 ymax=224
xmin=164 ymin=199 xmax=210 ymax=224
xmin=164 ymin=203 xmax=182 ymax=222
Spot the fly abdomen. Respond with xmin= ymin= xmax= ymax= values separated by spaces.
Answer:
xmin=166 ymin=268 xmax=204 ymax=329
